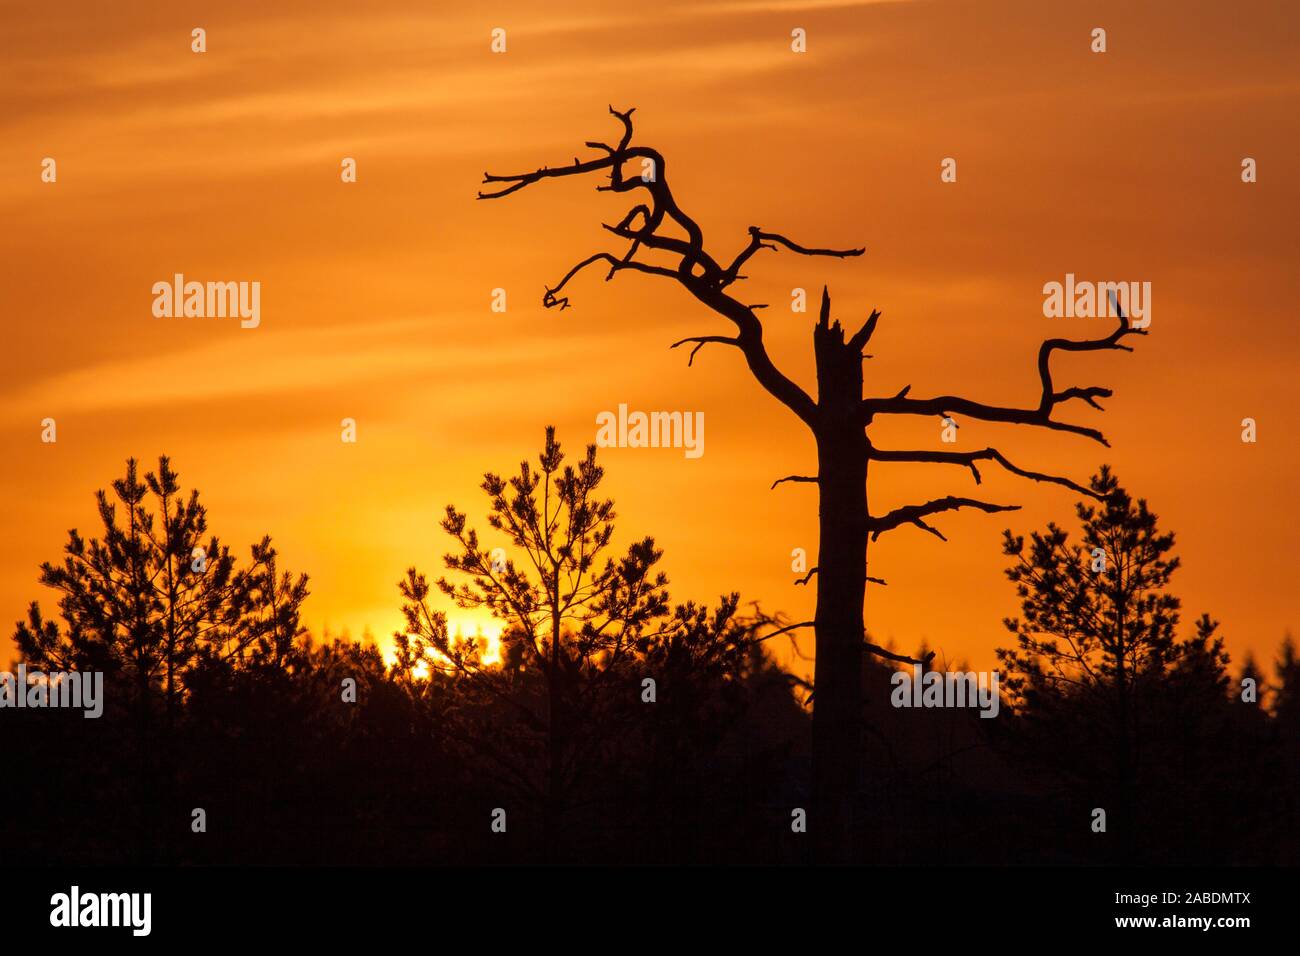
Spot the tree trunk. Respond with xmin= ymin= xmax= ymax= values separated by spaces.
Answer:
xmin=810 ymin=315 xmax=868 ymax=863
xmin=1114 ymin=587 xmax=1136 ymax=864
xmin=546 ymin=619 xmax=564 ymax=862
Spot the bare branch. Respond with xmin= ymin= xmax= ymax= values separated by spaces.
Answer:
xmin=722 ymin=226 xmax=864 ymax=287
xmin=869 ymin=446 xmax=1095 ymax=498
xmin=756 ymin=619 xmax=926 ymax=669
xmin=479 ymin=156 xmax=617 ymax=200
xmin=847 ymin=308 xmax=882 ymax=354
xmin=795 ymin=567 xmax=888 ymax=587
xmin=865 ymin=641 xmax=935 ymax=666
xmin=670 ymin=334 xmax=740 ymax=367
xmin=761 ymin=230 xmax=864 ymax=260
xmin=479 ymin=107 xmax=831 ymax=427
xmin=756 ymin=619 xmax=814 ymax=643
xmin=862 ymin=308 xmax=1145 ymax=446
xmin=479 ymin=106 xmax=637 ymax=200
xmin=772 ymin=475 xmax=819 ymax=490
xmin=543 ymin=252 xmax=677 ymax=310
xmin=869 ymin=496 xmax=1021 ymax=542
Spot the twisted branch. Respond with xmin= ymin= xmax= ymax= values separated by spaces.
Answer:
xmin=869 ymin=496 xmax=1021 ymax=542
xmin=862 ymin=307 xmax=1145 ymax=446
xmin=479 ymin=106 xmax=864 ymax=428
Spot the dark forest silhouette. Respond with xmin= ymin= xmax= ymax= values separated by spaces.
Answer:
xmin=477 ymin=106 xmax=1146 ymax=860
xmin=2 ymin=450 xmax=1296 ymax=865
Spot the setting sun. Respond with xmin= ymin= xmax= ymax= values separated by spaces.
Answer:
xmin=389 ymin=617 xmax=504 ymax=677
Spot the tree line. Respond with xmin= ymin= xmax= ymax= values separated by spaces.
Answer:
xmin=2 ymin=439 xmax=1295 ymax=864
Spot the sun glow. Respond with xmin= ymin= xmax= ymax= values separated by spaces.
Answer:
xmin=386 ymin=617 xmax=503 ymax=679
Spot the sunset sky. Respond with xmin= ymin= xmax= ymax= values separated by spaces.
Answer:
xmin=3 ymin=0 xmax=1297 ymax=681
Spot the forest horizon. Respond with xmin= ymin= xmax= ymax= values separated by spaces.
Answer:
xmin=4 ymin=1 xmax=1297 ymax=688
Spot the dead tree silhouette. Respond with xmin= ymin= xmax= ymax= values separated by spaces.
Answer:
xmin=478 ymin=107 xmax=1145 ymax=861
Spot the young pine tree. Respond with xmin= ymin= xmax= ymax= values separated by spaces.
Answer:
xmin=995 ymin=466 xmax=1231 ymax=862
xmin=16 ymin=456 xmax=307 ymax=697
xmin=394 ymin=427 xmax=750 ymax=857
xmin=13 ymin=456 xmax=307 ymax=859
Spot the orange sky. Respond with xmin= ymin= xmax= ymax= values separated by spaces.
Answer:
xmin=3 ymin=0 xmax=1298 ymax=679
